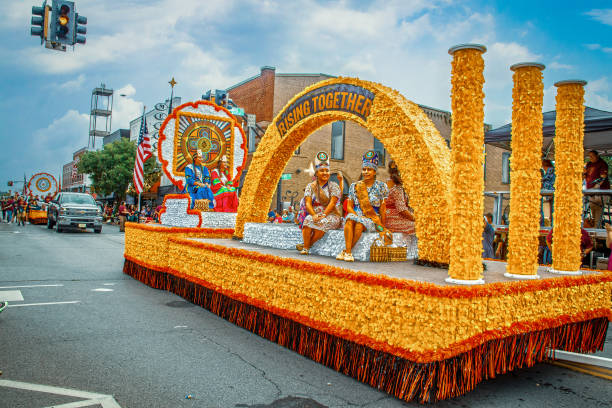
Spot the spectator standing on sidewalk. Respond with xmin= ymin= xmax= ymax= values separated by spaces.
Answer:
xmin=118 ymin=201 xmax=128 ymax=232
xmin=584 ymin=150 xmax=610 ymax=227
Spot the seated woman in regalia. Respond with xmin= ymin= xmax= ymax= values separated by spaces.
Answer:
xmin=184 ymin=149 xmax=215 ymax=210
xmin=384 ymin=160 xmax=415 ymax=235
xmin=210 ymin=155 xmax=239 ymax=212
xmin=297 ymin=151 xmax=342 ymax=255
xmin=336 ymin=150 xmax=389 ymax=262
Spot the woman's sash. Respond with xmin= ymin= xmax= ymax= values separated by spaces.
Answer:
xmin=355 ymin=181 xmax=392 ymax=245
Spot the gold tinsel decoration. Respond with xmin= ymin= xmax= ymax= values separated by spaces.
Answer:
xmin=506 ymin=64 xmax=545 ymax=276
xmin=448 ymin=45 xmax=486 ymax=281
xmin=552 ymin=81 xmax=587 ymax=272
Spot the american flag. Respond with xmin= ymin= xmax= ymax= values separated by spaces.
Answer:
xmin=133 ymin=112 xmax=152 ymax=194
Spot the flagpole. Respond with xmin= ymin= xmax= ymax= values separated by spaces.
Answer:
xmin=138 ymin=105 xmax=147 ymax=220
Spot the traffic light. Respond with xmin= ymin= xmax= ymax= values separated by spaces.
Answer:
xmin=74 ymin=13 xmax=87 ymax=44
xmin=51 ymin=0 xmax=74 ymax=45
xmin=30 ymin=1 xmax=49 ymax=44
xmin=215 ymin=90 xmax=227 ymax=106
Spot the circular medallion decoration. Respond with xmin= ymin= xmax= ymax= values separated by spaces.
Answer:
xmin=317 ymin=151 xmax=329 ymax=162
xmin=180 ymin=120 xmax=226 ymax=168
xmin=158 ymin=100 xmax=247 ymax=191
xmin=28 ymin=172 xmax=59 ymax=198
xmin=365 ymin=150 xmax=375 ymax=159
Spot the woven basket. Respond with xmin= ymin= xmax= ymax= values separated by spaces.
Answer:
xmin=370 ymin=245 xmax=390 ymax=262
xmin=194 ymin=199 xmax=214 ymax=212
xmin=370 ymin=245 xmax=407 ymax=262
xmin=388 ymin=247 xmax=407 ymax=262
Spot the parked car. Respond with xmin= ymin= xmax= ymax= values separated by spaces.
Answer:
xmin=47 ymin=192 xmax=103 ymax=233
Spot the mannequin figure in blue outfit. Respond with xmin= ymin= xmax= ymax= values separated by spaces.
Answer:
xmin=184 ymin=149 xmax=215 ymax=209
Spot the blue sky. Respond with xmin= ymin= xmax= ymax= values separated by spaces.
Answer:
xmin=1 ymin=0 xmax=611 ymax=189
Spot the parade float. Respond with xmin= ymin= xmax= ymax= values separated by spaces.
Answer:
xmin=26 ymin=172 xmax=59 ymax=224
xmin=123 ymin=44 xmax=611 ymax=403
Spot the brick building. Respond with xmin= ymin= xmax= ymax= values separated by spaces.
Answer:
xmin=227 ymin=66 xmax=508 ymax=212
xmin=61 ymin=147 xmax=90 ymax=192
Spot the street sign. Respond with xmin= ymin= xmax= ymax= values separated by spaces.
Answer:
xmin=229 ymin=107 xmax=244 ymax=116
xmin=247 ymin=114 xmax=256 ymax=127
xmin=280 ymin=173 xmax=292 ymax=180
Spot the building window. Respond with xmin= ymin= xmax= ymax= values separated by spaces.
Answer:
xmin=502 ymin=152 xmax=511 ymax=184
xmin=248 ymin=127 xmax=256 ymax=153
xmin=373 ymin=137 xmax=386 ymax=167
xmin=331 ymin=121 xmax=345 ymax=160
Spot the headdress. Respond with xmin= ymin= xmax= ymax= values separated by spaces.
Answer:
xmin=362 ymin=150 xmax=379 ymax=170
xmin=314 ymin=151 xmax=330 ymax=171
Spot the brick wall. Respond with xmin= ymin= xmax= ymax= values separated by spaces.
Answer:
xmin=227 ymin=66 xmax=275 ymax=124
xmin=484 ymin=144 xmax=511 ymax=217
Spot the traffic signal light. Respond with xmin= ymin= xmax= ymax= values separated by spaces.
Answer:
xmin=75 ymin=13 xmax=87 ymax=44
xmin=30 ymin=1 xmax=49 ymax=44
xmin=51 ymin=0 xmax=74 ymax=45
xmin=215 ymin=90 xmax=227 ymax=106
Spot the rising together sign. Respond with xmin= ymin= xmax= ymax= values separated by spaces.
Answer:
xmin=276 ymin=83 xmax=375 ymax=137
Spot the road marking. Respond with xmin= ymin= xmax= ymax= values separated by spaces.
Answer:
xmin=0 ymin=290 xmax=24 ymax=302
xmin=0 ymin=380 xmax=119 ymax=407
xmin=8 ymin=301 xmax=80 ymax=308
xmin=91 ymin=288 xmax=114 ymax=292
xmin=174 ymin=325 xmax=188 ymax=328
xmin=550 ymin=361 xmax=612 ymax=381
xmin=0 ymin=284 xmax=64 ymax=289
xmin=44 ymin=397 xmax=121 ymax=408
xmin=103 ymin=283 xmax=116 ymax=286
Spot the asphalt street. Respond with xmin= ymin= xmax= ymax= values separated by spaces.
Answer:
xmin=0 ymin=221 xmax=610 ymax=408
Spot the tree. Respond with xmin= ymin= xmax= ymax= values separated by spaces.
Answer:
xmin=78 ymin=138 xmax=160 ymax=202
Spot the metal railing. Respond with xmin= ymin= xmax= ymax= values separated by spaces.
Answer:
xmin=485 ymin=188 xmax=612 ymax=229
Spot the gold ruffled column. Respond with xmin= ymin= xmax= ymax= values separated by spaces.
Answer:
xmin=446 ymin=44 xmax=487 ymax=285
xmin=505 ymin=63 xmax=545 ymax=279
xmin=551 ymin=80 xmax=587 ymax=275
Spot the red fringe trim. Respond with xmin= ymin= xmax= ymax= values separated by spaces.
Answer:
xmin=123 ymin=258 xmax=609 ymax=404
xmin=166 ymin=236 xmax=612 ymax=299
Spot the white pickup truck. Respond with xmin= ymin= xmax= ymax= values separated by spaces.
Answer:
xmin=47 ymin=192 xmax=103 ymax=233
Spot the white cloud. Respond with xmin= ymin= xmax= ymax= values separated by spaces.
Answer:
xmin=15 ymin=0 xmax=235 ymax=74
xmin=586 ymin=77 xmax=612 ymax=111
xmin=585 ymin=43 xmax=601 ymax=50
xmin=548 ymin=61 xmax=573 ymax=70
xmin=112 ymin=84 xmax=144 ymax=130
xmin=56 ymin=74 xmax=86 ymax=90
xmin=1 ymin=2 xmax=34 ymax=29
xmin=603 ymin=48 xmax=612 ymax=53
xmin=585 ymin=9 xmax=612 ymax=26
xmin=32 ymin=109 xmax=90 ymax=171
xmin=588 ymin=77 xmax=610 ymax=93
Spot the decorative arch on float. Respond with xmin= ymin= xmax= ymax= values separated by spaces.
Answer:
xmin=235 ymin=77 xmax=453 ymax=263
